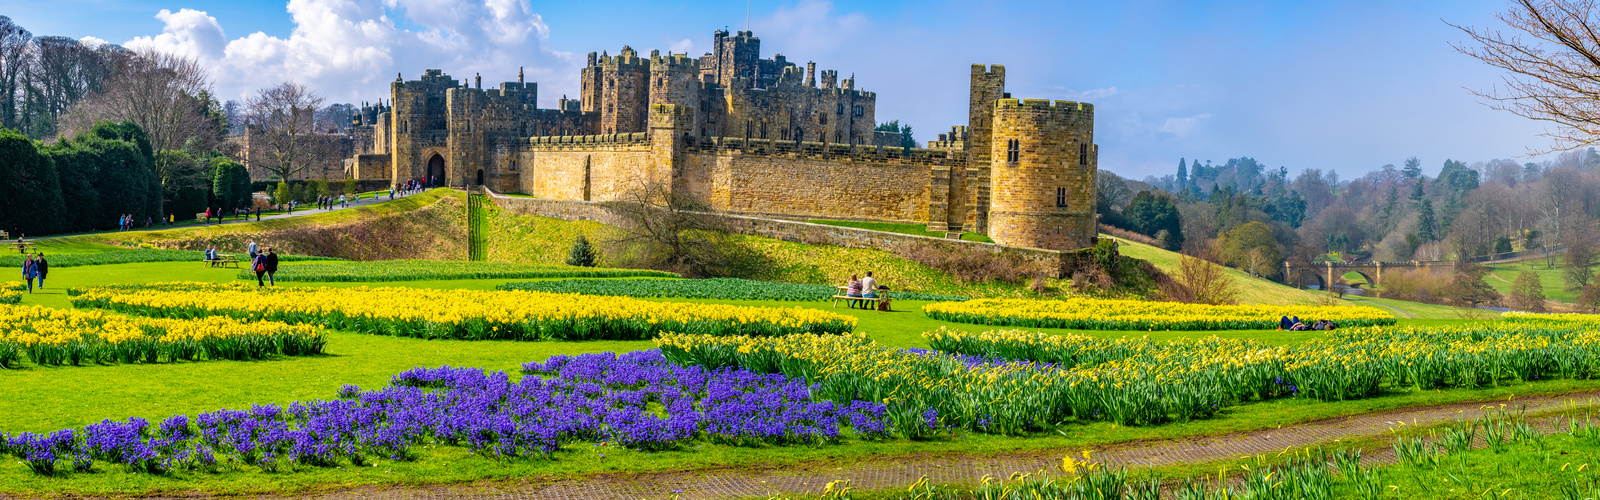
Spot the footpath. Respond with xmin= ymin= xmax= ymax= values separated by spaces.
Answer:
xmin=230 ymin=388 xmax=1600 ymax=500
xmin=25 ymin=190 xmax=428 ymax=242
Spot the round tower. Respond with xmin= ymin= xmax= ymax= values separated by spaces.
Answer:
xmin=987 ymin=99 xmax=1097 ymax=251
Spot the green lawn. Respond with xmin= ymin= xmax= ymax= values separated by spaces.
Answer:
xmin=1483 ymin=258 xmax=1578 ymax=303
xmin=805 ymin=219 xmax=994 ymax=243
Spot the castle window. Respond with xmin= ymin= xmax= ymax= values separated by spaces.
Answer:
xmin=780 ymin=127 xmax=789 ymax=140
xmin=510 ymin=159 xmax=518 ymax=171
xmin=1079 ymin=143 xmax=1089 ymax=165
xmin=1056 ymin=187 xmax=1068 ymax=208
xmin=835 ymin=131 xmax=844 ymax=143
xmin=854 ymin=105 xmax=863 ymax=116
xmin=1006 ymin=139 xmax=1020 ymax=163
xmin=836 ymin=104 xmax=844 ymax=114
xmin=820 ymin=114 xmax=827 ymax=125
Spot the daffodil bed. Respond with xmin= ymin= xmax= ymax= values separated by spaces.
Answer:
xmin=1 ymin=281 xmax=24 ymax=291
xmin=0 ymin=290 xmax=18 ymax=305
xmin=922 ymin=297 xmax=1397 ymax=331
xmin=660 ymin=322 xmax=1600 ymax=433
xmin=237 ymin=260 xmax=678 ymax=282
xmin=0 ymin=304 xmax=325 ymax=369
xmin=70 ymin=283 xmax=856 ymax=341
xmin=496 ymin=278 xmax=968 ymax=303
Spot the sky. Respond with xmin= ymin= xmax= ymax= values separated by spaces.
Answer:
xmin=3 ymin=0 xmax=1556 ymax=180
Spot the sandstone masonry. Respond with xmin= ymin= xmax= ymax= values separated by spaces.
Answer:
xmin=343 ymin=30 xmax=1098 ymax=251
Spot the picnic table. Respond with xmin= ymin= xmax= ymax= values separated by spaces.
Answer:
xmin=8 ymin=239 xmax=35 ymax=255
xmin=205 ymin=253 xmax=241 ymax=269
xmin=831 ymin=285 xmax=890 ymax=311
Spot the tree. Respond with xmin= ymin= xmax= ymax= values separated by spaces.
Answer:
xmin=1452 ymin=0 xmax=1600 ymax=152
xmin=1123 ymin=190 xmax=1182 ymax=249
xmin=1511 ymin=269 xmax=1547 ymax=312
xmin=58 ymin=50 xmax=218 ymax=203
xmin=1176 ymin=158 xmax=1189 ymax=191
xmin=1164 ymin=252 xmax=1239 ymax=305
xmin=1402 ymin=156 xmax=1422 ymax=179
xmin=1448 ymin=263 xmax=1502 ymax=307
xmin=603 ymin=179 xmax=756 ymax=278
xmin=243 ymin=82 xmax=331 ymax=181
xmin=1096 ymin=171 xmax=1133 ymax=226
xmin=1417 ymin=199 xmax=1439 ymax=243
xmin=873 ymin=120 xmax=915 ymax=149
xmin=0 ymin=16 xmax=31 ymax=131
xmin=1565 ymin=235 xmax=1596 ymax=291
xmin=211 ymin=157 xmax=251 ymax=211
xmin=1218 ymin=221 xmax=1282 ymax=277
xmin=273 ymin=181 xmax=289 ymax=206
xmin=343 ymin=177 xmax=356 ymax=197
xmin=566 ymin=234 xmax=598 ymax=267
xmin=1580 ymin=283 xmax=1600 ymax=313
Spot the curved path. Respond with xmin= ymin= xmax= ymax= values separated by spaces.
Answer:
xmin=206 ymin=388 xmax=1600 ymax=500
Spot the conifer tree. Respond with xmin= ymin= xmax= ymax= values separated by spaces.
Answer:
xmin=566 ymin=234 xmax=597 ymax=267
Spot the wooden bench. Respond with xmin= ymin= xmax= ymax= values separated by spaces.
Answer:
xmin=204 ymin=254 xmax=240 ymax=269
xmin=831 ymin=294 xmax=886 ymax=309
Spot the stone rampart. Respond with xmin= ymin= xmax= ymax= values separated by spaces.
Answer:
xmin=484 ymin=192 xmax=1072 ymax=276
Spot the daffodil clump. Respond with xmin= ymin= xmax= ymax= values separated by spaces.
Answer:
xmin=71 ymin=282 xmax=856 ymax=341
xmin=1 ymin=281 xmax=24 ymax=291
xmin=923 ymin=297 xmax=1396 ymax=331
xmin=0 ymin=289 xmax=18 ymax=305
xmin=661 ymin=323 xmax=1600 ymax=433
xmin=657 ymin=330 xmax=1283 ymax=432
xmin=0 ymin=304 xmax=325 ymax=368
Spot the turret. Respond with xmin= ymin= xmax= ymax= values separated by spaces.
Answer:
xmin=986 ymin=98 xmax=1097 ymax=251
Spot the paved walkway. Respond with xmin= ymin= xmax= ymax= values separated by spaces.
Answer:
xmin=167 ymin=388 xmax=1598 ymax=500
xmin=24 ymin=190 xmax=434 ymax=242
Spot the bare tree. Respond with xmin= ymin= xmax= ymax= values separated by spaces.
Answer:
xmin=603 ymin=179 xmax=758 ymax=278
xmin=244 ymin=82 xmax=330 ymax=181
xmin=1452 ymin=0 xmax=1600 ymax=152
xmin=0 ymin=16 xmax=31 ymax=130
xmin=26 ymin=36 xmax=123 ymax=133
xmin=1163 ymin=252 xmax=1240 ymax=305
xmin=59 ymin=50 xmax=217 ymax=193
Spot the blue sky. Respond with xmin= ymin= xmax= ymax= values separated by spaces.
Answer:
xmin=6 ymin=0 xmax=1549 ymax=180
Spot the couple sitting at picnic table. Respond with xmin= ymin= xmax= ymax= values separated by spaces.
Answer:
xmin=841 ymin=271 xmax=890 ymax=310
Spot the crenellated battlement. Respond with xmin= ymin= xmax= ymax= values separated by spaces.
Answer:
xmin=684 ymin=136 xmax=967 ymax=167
xmin=597 ymin=46 xmax=650 ymax=71
xmin=994 ymin=98 xmax=1095 ymax=119
xmin=526 ymin=132 xmax=650 ymax=149
xmin=649 ymin=52 xmax=699 ymax=72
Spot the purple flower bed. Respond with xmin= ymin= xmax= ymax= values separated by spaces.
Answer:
xmin=0 ymin=350 xmax=895 ymax=476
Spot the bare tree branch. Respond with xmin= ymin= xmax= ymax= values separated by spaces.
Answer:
xmin=1451 ymin=0 xmax=1600 ymax=153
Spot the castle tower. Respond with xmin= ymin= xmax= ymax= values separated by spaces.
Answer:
xmin=986 ymin=99 xmax=1097 ymax=251
xmin=649 ymin=103 xmax=690 ymax=190
xmin=650 ymin=52 xmax=703 ymax=137
xmin=597 ymin=46 xmax=651 ymax=134
xmin=711 ymin=30 xmax=760 ymax=88
xmin=580 ymin=52 xmax=602 ymax=113
xmin=967 ymin=64 xmax=1005 ymax=234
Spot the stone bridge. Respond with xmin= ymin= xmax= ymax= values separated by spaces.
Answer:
xmin=1281 ymin=260 xmax=1456 ymax=289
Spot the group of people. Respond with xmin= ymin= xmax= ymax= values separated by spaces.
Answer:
xmin=247 ymin=240 xmax=280 ymax=287
xmin=18 ymin=253 xmax=47 ymax=293
xmin=843 ymin=271 xmax=889 ymax=310
xmin=397 ymin=178 xmax=430 ymax=194
xmin=1278 ymin=316 xmax=1337 ymax=331
xmin=116 ymin=214 xmax=146 ymax=231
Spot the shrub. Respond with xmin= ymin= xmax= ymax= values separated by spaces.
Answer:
xmin=894 ymin=243 xmax=1043 ymax=284
xmin=565 ymin=234 xmax=597 ymax=267
xmin=1162 ymin=253 xmax=1239 ymax=305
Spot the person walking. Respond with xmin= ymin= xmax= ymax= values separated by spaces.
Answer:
xmin=254 ymin=206 xmax=261 ymax=221
xmin=251 ymin=251 xmax=269 ymax=287
xmin=263 ymin=247 xmax=280 ymax=286
xmin=34 ymin=253 xmax=47 ymax=290
xmin=21 ymin=254 xmax=36 ymax=293
xmin=247 ymin=240 xmax=258 ymax=259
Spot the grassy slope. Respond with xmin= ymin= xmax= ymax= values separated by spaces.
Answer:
xmin=1482 ymin=258 xmax=1576 ymax=302
xmin=485 ymin=205 xmax=1036 ymax=298
xmin=1110 ymin=236 xmax=1327 ymax=306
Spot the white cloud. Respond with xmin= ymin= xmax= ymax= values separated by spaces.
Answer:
xmin=668 ymin=38 xmax=694 ymax=54
xmin=78 ymin=36 xmax=110 ymax=49
xmin=126 ymin=0 xmax=575 ymax=105
xmin=1159 ymin=114 xmax=1210 ymax=138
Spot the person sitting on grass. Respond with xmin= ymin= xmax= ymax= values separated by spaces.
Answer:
xmin=845 ymin=273 xmax=864 ymax=309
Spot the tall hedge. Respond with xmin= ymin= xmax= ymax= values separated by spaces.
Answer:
xmin=0 ymin=128 xmax=65 ymax=236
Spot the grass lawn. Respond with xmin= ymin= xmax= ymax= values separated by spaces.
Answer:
xmin=1483 ymin=258 xmax=1578 ymax=303
xmin=1111 ymin=236 xmax=1331 ymax=306
xmin=805 ymin=219 xmax=994 ymax=243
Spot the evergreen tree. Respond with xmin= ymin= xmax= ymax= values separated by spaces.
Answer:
xmin=1417 ymin=199 xmax=1438 ymax=242
xmin=566 ymin=234 xmax=598 ymax=267
xmin=1176 ymin=158 xmax=1188 ymax=191
xmin=1410 ymin=179 xmax=1426 ymax=205
xmin=1402 ymin=156 xmax=1422 ymax=179
xmin=273 ymin=181 xmax=290 ymax=206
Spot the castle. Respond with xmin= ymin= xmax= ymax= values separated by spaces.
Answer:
xmin=344 ymin=30 xmax=1098 ymax=251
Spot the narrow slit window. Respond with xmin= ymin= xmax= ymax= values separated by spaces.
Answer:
xmin=1056 ymin=187 xmax=1068 ymax=207
xmin=1006 ymin=139 xmax=1020 ymax=163
xmin=1079 ymin=143 xmax=1089 ymax=165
